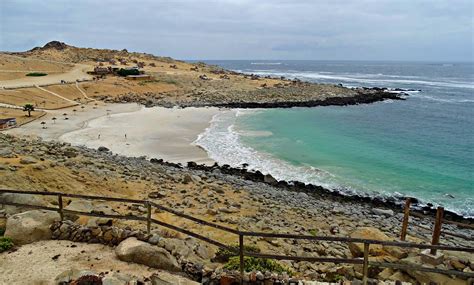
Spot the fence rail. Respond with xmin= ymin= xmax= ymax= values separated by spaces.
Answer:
xmin=399 ymin=198 xmax=473 ymax=245
xmin=1 ymin=189 xmax=473 ymax=284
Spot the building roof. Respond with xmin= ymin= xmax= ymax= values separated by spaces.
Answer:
xmin=0 ymin=118 xmax=16 ymax=123
xmin=126 ymin=75 xmax=151 ymax=78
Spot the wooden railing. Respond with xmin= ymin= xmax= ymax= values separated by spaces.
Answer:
xmin=399 ymin=198 xmax=473 ymax=256
xmin=1 ymin=189 xmax=474 ymax=284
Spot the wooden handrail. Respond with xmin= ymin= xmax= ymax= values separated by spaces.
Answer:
xmin=1 ymin=188 xmax=473 ymax=283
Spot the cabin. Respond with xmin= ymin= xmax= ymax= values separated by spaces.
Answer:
xmin=92 ymin=66 xmax=111 ymax=75
xmin=0 ymin=118 xmax=17 ymax=130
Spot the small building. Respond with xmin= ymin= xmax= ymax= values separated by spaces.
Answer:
xmin=92 ymin=66 xmax=111 ymax=75
xmin=0 ymin=118 xmax=17 ymax=130
xmin=125 ymin=74 xmax=152 ymax=81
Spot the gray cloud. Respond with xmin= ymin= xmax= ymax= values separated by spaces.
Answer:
xmin=0 ymin=0 xmax=472 ymax=61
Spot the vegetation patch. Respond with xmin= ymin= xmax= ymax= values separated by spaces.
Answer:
xmin=0 ymin=237 xmax=14 ymax=253
xmin=117 ymin=68 xmax=140 ymax=77
xmin=214 ymin=244 xmax=260 ymax=262
xmin=0 ymin=228 xmax=4 ymax=236
xmin=224 ymin=256 xmax=293 ymax=275
xmin=26 ymin=72 xmax=48 ymax=77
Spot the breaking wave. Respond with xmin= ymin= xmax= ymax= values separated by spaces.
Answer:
xmin=194 ymin=110 xmax=358 ymax=193
xmin=241 ymin=70 xmax=474 ymax=90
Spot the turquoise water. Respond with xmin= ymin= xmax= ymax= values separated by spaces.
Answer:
xmin=196 ymin=61 xmax=474 ymax=217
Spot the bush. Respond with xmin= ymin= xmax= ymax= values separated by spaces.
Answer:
xmin=0 ymin=237 xmax=13 ymax=252
xmin=224 ymin=256 xmax=293 ymax=275
xmin=0 ymin=228 xmax=4 ymax=236
xmin=214 ymin=244 xmax=261 ymax=262
xmin=117 ymin=68 xmax=140 ymax=77
xmin=26 ymin=72 xmax=48 ymax=77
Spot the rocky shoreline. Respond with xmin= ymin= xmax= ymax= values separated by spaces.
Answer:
xmin=1 ymin=134 xmax=473 ymax=284
xmin=208 ymin=89 xmax=405 ymax=109
xmin=103 ymin=78 xmax=406 ymax=109
xmin=175 ymin=159 xmax=472 ymax=225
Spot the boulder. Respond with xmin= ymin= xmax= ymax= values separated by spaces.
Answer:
xmin=372 ymin=208 xmax=394 ymax=217
xmin=54 ymin=269 xmax=97 ymax=284
xmin=64 ymin=200 xmax=116 ymax=225
xmin=19 ymin=156 xmax=37 ymax=164
xmin=151 ymin=272 xmax=199 ymax=285
xmin=98 ymin=146 xmax=110 ymax=152
xmin=115 ymin=237 xmax=180 ymax=271
xmin=263 ymin=174 xmax=278 ymax=185
xmin=159 ymin=238 xmax=192 ymax=260
xmin=4 ymin=210 xmax=60 ymax=245
xmin=348 ymin=227 xmax=391 ymax=257
xmin=0 ymin=193 xmax=51 ymax=215
xmin=400 ymin=256 xmax=466 ymax=285
xmin=0 ymin=148 xmax=16 ymax=158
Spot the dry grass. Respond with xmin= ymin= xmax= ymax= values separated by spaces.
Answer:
xmin=80 ymin=77 xmax=178 ymax=99
xmin=0 ymin=54 xmax=73 ymax=80
xmin=0 ymin=88 xmax=74 ymax=109
xmin=43 ymin=84 xmax=87 ymax=102
xmin=0 ymin=107 xmax=45 ymax=126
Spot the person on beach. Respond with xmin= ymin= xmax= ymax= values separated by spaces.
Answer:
xmin=98 ymin=134 xmax=101 ymax=139
xmin=125 ymin=134 xmax=127 ymax=139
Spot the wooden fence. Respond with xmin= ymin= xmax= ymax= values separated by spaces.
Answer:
xmin=1 ymin=189 xmax=473 ymax=285
xmin=400 ymin=198 xmax=473 ymax=256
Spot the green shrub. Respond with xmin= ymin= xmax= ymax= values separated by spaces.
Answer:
xmin=309 ymin=229 xmax=318 ymax=236
xmin=214 ymin=244 xmax=260 ymax=262
xmin=0 ymin=237 xmax=13 ymax=252
xmin=0 ymin=228 xmax=4 ymax=236
xmin=224 ymin=256 xmax=293 ymax=275
xmin=26 ymin=72 xmax=48 ymax=77
xmin=117 ymin=68 xmax=140 ymax=77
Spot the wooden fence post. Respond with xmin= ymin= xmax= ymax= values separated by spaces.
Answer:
xmin=363 ymin=242 xmax=369 ymax=285
xmin=400 ymin=198 xmax=411 ymax=241
xmin=146 ymin=201 xmax=151 ymax=235
xmin=58 ymin=194 xmax=64 ymax=221
xmin=430 ymin=206 xmax=444 ymax=255
xmin=239 ymin=233 xmax=244 ymax=285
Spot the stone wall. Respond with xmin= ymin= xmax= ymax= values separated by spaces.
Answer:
xmin=50 ymin=220 xmax=151 ymax=246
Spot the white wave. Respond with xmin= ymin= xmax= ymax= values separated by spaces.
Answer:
xmin=193 ymin=110 xmax=474 ymax=217
xmin=245 ymin=70 xmax=474 ymax=90
xmin=193 ymin=110 xmax=340 ymax=190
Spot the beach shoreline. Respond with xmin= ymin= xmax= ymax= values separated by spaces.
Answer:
xmin=6 ymin=103 xmax=219 ymax=166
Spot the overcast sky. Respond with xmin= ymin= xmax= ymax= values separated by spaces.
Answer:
xmin=1 ymin=0 xmax=473 ymax=61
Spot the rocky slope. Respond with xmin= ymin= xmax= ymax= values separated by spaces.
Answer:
xmin=1 ymin=134 xmax=472 ymax=284
xmin=3 ymin=41 xmax=405 ymax=109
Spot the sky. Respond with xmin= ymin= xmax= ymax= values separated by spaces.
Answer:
xmin=1 ymin=0 xmax=473 ymax=61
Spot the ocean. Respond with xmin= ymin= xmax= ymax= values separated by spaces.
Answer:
xmin=194 ymin=60 xmax=474 ymax=217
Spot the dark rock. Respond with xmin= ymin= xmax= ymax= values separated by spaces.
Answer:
xmin=98 ymin=146 xmax=110 ymax=152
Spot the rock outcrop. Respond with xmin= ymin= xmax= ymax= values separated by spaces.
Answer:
xmin=348 ymin=227 xmax=408 ymax=259
xmin=4 ymin=210 xmax=60 ymax=245
xmin=115 ymin=237 xmax=181 ymax=272
xmin=0 ymin=193 xmax=50 ymax=215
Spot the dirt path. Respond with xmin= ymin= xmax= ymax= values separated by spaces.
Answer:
xmin=0 ymin=240 xmax=197 ymax=285
xmin=75 ymin=81 xmax=94 ymax=101
xmin=36 ymin=85 xmax=80 ymax=105
xmin=0 ymin=64 xmax=93 ymax=89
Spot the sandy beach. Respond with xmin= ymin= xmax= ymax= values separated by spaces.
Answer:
xmin=6 ymin=103 xmax=219 ymax=165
